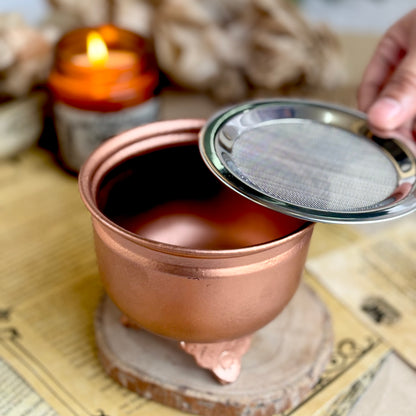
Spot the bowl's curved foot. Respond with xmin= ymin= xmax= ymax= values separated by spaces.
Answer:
xmin=180 ymin=336 xmax=252 ymax=384
xmin=120 ymin=314 xmax=141 ymax=330
xmin=121 ymin=312 xmax=252 ymax=384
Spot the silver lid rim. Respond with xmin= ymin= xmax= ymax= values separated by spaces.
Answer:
xmin=199 ymin=98 xmax=416 ymax=224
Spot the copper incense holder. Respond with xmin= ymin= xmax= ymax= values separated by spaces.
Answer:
xmin=79 ymin=119 xmax=314 ymax=384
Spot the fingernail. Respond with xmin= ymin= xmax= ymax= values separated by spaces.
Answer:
xmin=369 ymin=97 xmax=402 ymax=124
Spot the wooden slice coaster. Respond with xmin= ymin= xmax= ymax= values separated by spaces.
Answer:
xmin=95 ymin=283 xmax=333 ymax=416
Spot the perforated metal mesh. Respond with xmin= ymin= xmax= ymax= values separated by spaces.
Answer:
xmin=226 ymin=120 xmax=398 ymax=212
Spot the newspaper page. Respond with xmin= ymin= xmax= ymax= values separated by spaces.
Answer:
xmin=308 ymin=213 xmax=416 ymax=368
xmin=1 ymin=148 xmax=390 ymax=416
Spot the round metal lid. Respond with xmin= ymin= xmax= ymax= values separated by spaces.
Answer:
xmin=199 ymin=99 xmax=416 ymax=223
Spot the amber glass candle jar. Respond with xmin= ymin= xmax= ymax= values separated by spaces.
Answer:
xmin=48 ymin=25 xmax=159 ymax=172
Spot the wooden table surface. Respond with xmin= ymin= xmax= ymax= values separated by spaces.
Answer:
xmin=1 ymin=32 xmax=415 ymax=416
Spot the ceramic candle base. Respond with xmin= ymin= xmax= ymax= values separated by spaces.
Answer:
xmin=53 ymin=97 xmax=159 ymax=172
xmin=48 ymin=25 xmax=160 ymax=173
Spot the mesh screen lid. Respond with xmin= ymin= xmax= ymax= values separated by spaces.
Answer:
xmin=199 ymin=99 xmax=416 ymax=223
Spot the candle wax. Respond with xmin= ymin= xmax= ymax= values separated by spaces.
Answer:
xmin=71 ymin=50 xmax=138 ymax=68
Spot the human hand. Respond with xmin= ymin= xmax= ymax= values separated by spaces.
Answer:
xmin=357 ymin=8 xmax=416 ymax=151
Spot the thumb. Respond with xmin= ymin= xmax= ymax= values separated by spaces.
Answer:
xmin=367 ymin=51 xmax=416 ymax=131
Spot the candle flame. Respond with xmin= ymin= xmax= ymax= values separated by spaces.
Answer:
xmin=87 ymin=31 xmax=108 ymax=66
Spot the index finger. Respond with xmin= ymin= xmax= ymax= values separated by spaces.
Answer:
xmin=358 ymin=31 xmax=406 ymax=111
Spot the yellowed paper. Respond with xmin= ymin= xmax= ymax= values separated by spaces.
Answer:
xmin=0 ymin=149 xmax=390 ymax=416
xmin=308 ymin=222 xmax=363 ymax=258
xmin=308 ymin=213 xmax=416 ymax=368
xmin=348 ymin=353 xmax=416 ymax=416
xmin=0 ymin=357 xmax=58 ymax=416
xmin=289 ymin=273 xmax=390 ymax=416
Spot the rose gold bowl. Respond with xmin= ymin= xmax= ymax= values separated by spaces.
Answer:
xmin=78 ymin=119 xmax=314 ymax=343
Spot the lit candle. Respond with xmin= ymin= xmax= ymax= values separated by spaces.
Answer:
xmin=71 ymin=31 xmax=138 ymax=69
xmin=48 ymin=25 xmax=159 ymax=172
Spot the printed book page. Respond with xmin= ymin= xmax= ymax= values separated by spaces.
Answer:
xmin=0 ymin=357 xmax=58 ymax=416
xmin=0 ymin=148 xmax=393 ymax=416
xmin=308 ymin=213 xmax=416 ymax=368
